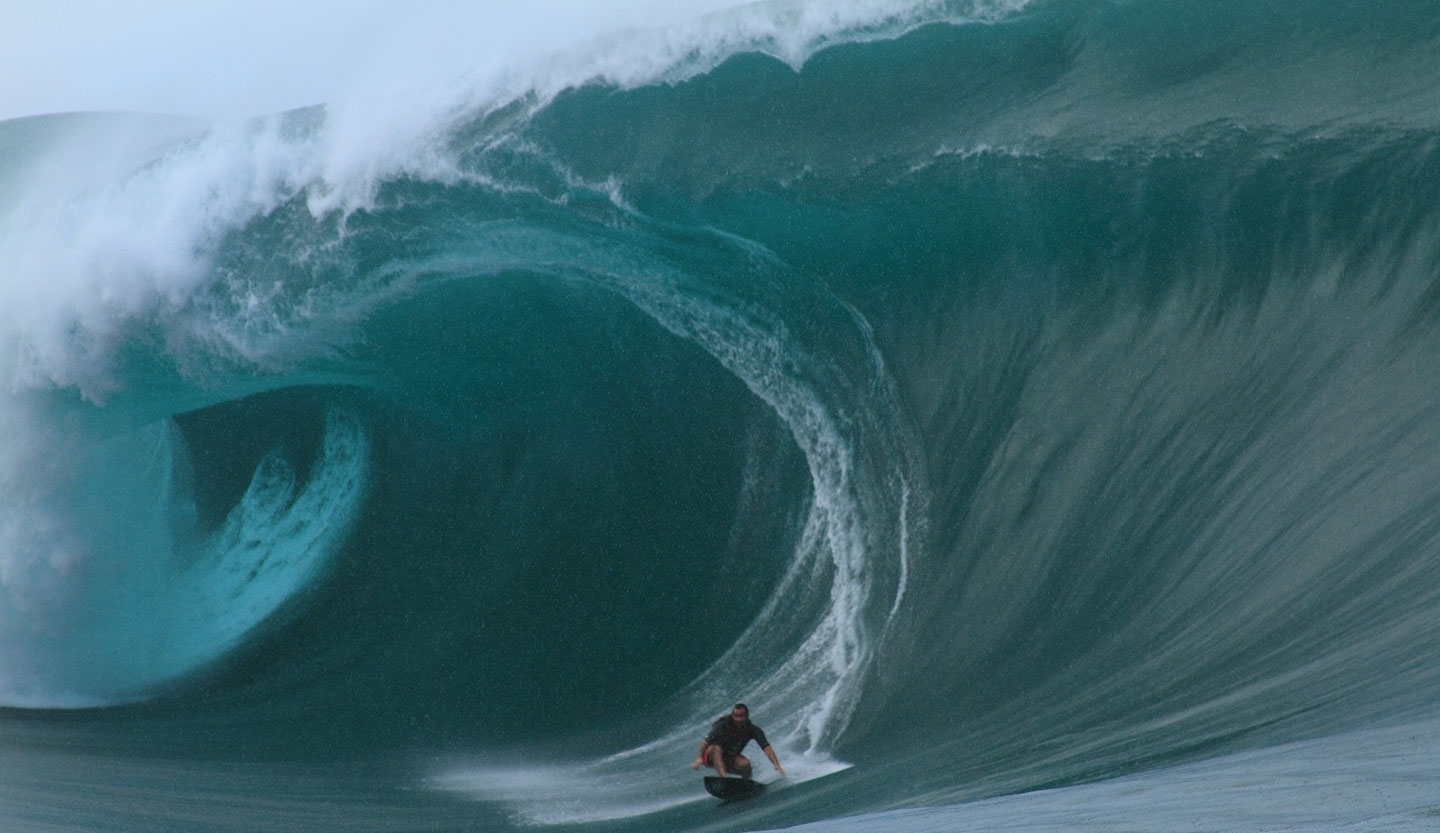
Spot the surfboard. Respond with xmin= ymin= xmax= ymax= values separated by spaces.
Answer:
xmin=703 ymin=775 xmax=765 ymax=801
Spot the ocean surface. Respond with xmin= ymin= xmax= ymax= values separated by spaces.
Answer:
xmin=3 ymin=1 xmax=1440 ymax=830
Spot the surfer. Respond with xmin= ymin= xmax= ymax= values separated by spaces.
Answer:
xmin=691 ymin=703 xmax=786 ymax=779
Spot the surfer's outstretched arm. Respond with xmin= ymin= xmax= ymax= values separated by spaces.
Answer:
xmin=763 ymin=745 xmax=786 ymax=777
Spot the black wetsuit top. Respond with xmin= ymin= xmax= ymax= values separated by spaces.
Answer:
xmin=705 ymin=716 xmax=770 ymax=758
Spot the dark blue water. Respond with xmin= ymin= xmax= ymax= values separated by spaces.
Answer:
xmin=3 ymin=1 xmax=1440 ymax=830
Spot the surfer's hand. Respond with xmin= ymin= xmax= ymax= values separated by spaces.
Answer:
xmin=692 ymin=758 xmax=703 ymax=770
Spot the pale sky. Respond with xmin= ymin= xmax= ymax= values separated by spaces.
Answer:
xmin=0 ymin=0 xmax=737 ymax=121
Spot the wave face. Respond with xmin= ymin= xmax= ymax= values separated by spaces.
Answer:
xmin=4 ymin=0 xmax=1440 ymax=830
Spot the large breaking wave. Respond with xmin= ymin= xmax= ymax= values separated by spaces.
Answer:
xmin=3 ymin=1 xmax=1440 ymax=831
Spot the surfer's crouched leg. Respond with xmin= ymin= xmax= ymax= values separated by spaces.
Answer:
xmin=701 ymin=745 xmax=752 ymax=778
xmin=702 ymin=744 xmax=725 ymax=776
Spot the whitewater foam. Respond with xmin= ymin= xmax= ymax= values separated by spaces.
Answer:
xmin=2 ymin=1 xmax=1032 ymax=393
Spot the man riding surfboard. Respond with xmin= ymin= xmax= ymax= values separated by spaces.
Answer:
xmin=691 ymin=703 xmax=786 ymax=779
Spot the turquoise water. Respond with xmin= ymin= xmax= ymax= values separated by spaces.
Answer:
xmin=3 ymin=1 xmax=1440 ymax=830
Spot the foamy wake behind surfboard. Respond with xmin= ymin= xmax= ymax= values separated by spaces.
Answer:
xmin=432 ymin=750 xmax=848 ymax=823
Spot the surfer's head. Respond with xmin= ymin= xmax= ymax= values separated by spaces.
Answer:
xmin=731 ymin=703 xmax=749 ymax=723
